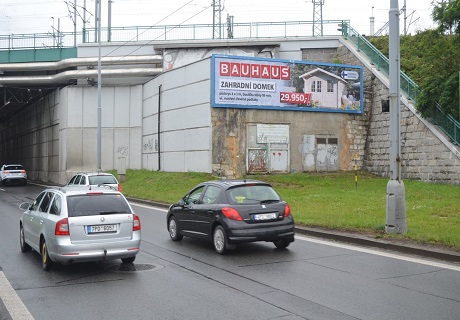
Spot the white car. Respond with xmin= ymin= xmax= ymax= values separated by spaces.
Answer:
xmin=19 ymin=186 xmax=141 ymax=271
xmin=67 ymin=172 xmax=122 ymax=192
xmin=0 ymin=164 xmax=27 ymax=186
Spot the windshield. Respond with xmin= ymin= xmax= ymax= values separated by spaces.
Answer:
xmin=4 ymin=165 xmax=24 ymax=171
xmin=67 ymin=194 xmax=131 ymax=217
xmin=226 ymin=185 xmax=281 ymax=205
xmin=88 ymin=175 xmax=117 ymax=185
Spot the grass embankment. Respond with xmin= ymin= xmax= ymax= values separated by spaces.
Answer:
xmin=118 ymin=169 xmax=460 ymax=250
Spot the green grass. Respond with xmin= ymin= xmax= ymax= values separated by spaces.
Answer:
xmin=117 ymin=169 xmax=460 ymax=250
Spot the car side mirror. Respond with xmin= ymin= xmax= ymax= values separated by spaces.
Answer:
xmin=19 ymin=202 xmax=31 ymax=211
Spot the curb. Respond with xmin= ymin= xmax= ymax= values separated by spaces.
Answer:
xmin=127 ymin=197 xmax=460 ymax=263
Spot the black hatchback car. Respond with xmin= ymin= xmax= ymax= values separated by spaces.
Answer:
xmin=166 ymin=179 xmax=295 ymax=254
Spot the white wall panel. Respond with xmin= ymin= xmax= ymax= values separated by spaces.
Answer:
xmin=142 ymin=114 xmax=157 ymax=136
xmin=161 ymin=104 xmax=210 ymax=132
xmin=82 ymin=89 xmax=98 ymax=127
xmin=101 ymin=128 xmax=115 ymax=171
xmin=162 ymin=151 xmax=185 ymax=172
xmin=184 ymin=151 xmax=212 ymax=172
xmin=101 ymin=88 xmax=115 ymax=127
xmin=67 ymin=87 xmax=83 ymax=127
xmin=114 ymin=87 xmax=131 ymax=127
xmin=129 ymin=127 xmax=142 ymax=169
xmin=130 ymin=86 xmax=143 ymax=127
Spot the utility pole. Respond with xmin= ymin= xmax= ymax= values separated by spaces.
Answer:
xmin=212 ymin=0 xmax=222 ymax=39
xmin=97 ymin=0 xmax=102 ymax=171
xmin=74 ymin=0 xmax=77 ymax=47
xmin=370 ymin=6 xmax=375 ymax=36
xmin=312 ymin=0 xmax=325 ymax=37
xmin=386 ymin=0 xmax=407 ymax=234
xmin=108 ymin=0 xmax=112 ymax=42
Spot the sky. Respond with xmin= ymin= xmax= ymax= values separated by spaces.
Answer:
xmin=1 ymin=0 xmax=436 ymax=37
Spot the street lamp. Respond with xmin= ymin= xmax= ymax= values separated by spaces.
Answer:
xmin=386 ymin=0 xmax=407 ymax=234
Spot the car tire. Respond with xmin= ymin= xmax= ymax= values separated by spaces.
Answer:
xmin=20 ymin=224 xmax=31 ymax=252
xmin=168 ymin=216 xmax=183 ymax=241
xmin=41 ymin=239 xmax=54 ymax=271
xmin=121 ymin=256 xmax=136 ymax=264
xmin=274 ymin=239 xmax=290 ymax=249
xmin=213 ymin=225 xmax=228 ymax=255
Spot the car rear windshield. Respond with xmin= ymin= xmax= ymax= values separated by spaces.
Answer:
xmin=88 ymin=175 xmax=117 ymax=185
xmin=66 ymin=194 xmax=131 ymax=217
xmin=226 ymin=185 xmax=281 ymax=205
xmin=4 ymin=165 xmax=24 ymax=171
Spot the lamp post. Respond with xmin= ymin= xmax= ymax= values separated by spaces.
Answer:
xmin=386 ymin=0 xmax=407 ymax=234
xmin=97 ymin=0 xmax=102 ymax=172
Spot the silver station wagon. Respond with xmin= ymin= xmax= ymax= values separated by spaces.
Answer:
xmin=19 ymin=186 xmax=141 ymax=271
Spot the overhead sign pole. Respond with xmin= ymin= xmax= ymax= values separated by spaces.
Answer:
xmin=386 ymin=0 xmax=407 ymax=234
xmin=97 ymin=0 xmax=102 ymax=172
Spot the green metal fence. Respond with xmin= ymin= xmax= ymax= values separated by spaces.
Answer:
xmin=432 ymin=103 xmax=460 ymax=146
xmin=341 ymin=22 xmax=460 ymax=146
xmin=341 ymin=22 xmax=419 ymax=102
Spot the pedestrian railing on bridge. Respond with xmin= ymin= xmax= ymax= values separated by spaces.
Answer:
xmin=0 ymin=20 xmax=346 ymax=51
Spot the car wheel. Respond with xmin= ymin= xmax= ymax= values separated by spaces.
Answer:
xmin=121 ymin=256 xmax=136 ymax=264
xmin=41 ymin=239 xmax=54 ymax=271
xmin=274 ymin=239 xmax=290 ymax=249
xmin=20 ymin=224 xmax=31 ymax=252
xmin=168 ymin=216 xmax=183 ymax=241
xmin=213 ymin=225 xmax=228 ymax=255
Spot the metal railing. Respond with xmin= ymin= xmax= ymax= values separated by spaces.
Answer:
xmin=431 ymin=103 xmax=460 ymax=146
xmin=341 ymin=22 xmax=419 ymax=102
xmin=341 ymin=22 xmax=460 ymax=146
xmin=0 ymin=20 xmax=347 ymax=51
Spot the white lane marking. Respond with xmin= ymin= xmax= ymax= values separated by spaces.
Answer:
xmin=0 ymin=271 xmax=34 ymax=320
xmin=131 ymin=202 xmax=168 ymax=212
xmin=130 ymin=202 xmax=460 ymax=272
xmin=295 ymin=234 xmax=460 ymax=272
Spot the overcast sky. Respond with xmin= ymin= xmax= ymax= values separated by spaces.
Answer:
xmin=1 ymin=0 xmax=436 ymax=37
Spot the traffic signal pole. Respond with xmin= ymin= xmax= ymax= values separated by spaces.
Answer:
xmin=386 ymin=0 xmax=407 ymax=234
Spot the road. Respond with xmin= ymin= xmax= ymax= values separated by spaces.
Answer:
xmin=1 ymin=184 xmax=459 ymax=320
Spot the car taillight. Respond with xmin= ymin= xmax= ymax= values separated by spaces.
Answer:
xmin=55 ymin=218 xmax=70 ymax=236
xmin=133 ymin=214 xmax=141 ymax=231
xmin=20 ymin=170 xmax=26 ymax=173
xmin=3 ymin=170 xmax=9 ymax=174
xmin=284 ymin=204 xmax=291 ymax=217
xmin=222 ymin=207 xmax=243 ymax=221
xmin=118 ymin=184 xmax=122 ymax=192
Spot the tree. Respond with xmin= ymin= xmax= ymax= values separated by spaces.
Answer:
xmin=368 ymin=1 xmax=460 ymax=119
xmin=432 ymin=0 xmax=460 ymax=34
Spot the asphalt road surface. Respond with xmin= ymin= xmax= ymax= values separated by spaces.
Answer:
xmin=1 ymin=184 xmax=459 ymax=320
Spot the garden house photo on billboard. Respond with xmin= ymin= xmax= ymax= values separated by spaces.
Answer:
xmin=212 ymin=54 xmax=364 ymax=114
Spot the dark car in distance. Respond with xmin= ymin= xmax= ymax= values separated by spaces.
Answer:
xmin=166 ymin=179 xmax=295 ymax=254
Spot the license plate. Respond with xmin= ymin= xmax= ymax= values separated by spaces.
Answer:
xmin=87 ymin=224 xmax=117 ymax=233
xmin=253 ymin=213 xmax=278 ymax=221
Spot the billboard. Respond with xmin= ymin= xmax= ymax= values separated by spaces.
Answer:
xmin=211 ymin=55 xmax=364 ymax=114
